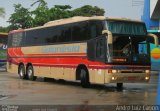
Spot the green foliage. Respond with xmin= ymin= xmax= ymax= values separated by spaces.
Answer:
xmin=31 ymin=0 xmax=50 ymax=26
xmin=0 ymin=26 xmax=9 ymax=33
xmin=72 ymin=5 xmax=105 ymax=16
xmin=0 ymin=7 xmax=5 ymax=18
xmin=8 ymin=4 xmax=33 ymax=30
xmin=8 ymin=1 xmax=105 ymax=30
xmin=49 ymin=5 xmax=73 ymax=21
xmin=32 ymin=5 xmax=50 ymax=26
xmin=31 ymin=0 xmax=47 ymax=7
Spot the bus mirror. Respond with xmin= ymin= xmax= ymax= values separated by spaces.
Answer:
xmin=102 ymin=30 xmax=113 ymax=44
xmin=147 ymin=33 xmax=159 ymax=47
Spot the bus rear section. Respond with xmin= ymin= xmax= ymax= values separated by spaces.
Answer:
xmin=7 ymin=16 xmax=158 ymax=88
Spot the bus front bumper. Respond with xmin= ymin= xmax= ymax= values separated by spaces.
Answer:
xmin=105 ymin=72 xmax=150 ymax=83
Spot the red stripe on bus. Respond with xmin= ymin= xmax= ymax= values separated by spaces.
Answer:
xmin=8 ymin=59 xmax=150 ymax=70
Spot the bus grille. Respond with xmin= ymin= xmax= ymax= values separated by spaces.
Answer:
xmin=120 ymin=70 xmax=143 ymax=73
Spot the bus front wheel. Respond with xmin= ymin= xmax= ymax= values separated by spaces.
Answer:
xmin=27 ymin=65 xmax=37 ymax=81
xmin=80 ymin=68 xmax=90 ymax=88
xmin=18 ymin=64 xmax=26 ymax=79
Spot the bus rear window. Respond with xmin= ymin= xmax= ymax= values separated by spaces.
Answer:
xmin=8 ymin=32 xmax=24 ymax=47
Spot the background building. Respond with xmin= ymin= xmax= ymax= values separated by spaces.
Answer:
xmin=141 ymin=0 xmax=160 ymax=70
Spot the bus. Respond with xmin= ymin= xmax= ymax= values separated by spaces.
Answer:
xmin=7 ymin=16 xmax=158 ymax=88
xmin=0 ymin=32 xmax=8 ymax=68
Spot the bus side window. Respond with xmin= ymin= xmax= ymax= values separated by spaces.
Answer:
xmin=89 ymin=21 xmax=104 ymax=39
xmin=34 ymin=28 xmax=46 ymax=45
xmin=12 ymin=32 xmax=23 ymax=47
xmin=71 ymin=21 xmax=89 ymax=42
xmin=45 ymin=26 xmax=60 ymax=44
xmin=8 ymin=34 xmax=12 ymax=48
xmin=59 ymin=25 xmax=72 ymax=43
xmin=90 ymin=25 xmax=97 ymax=39
xmin=26 ymin=30 xmax=37 ymax=46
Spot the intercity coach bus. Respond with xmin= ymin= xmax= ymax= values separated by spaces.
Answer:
xmin=7 ymin=16 xmax=158 ymax=88
xmin=0 ymin=32 xmax=8 ymax=68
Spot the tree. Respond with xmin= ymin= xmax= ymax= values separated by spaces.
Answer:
xmin=49 ymin=5 xmax=72 ymax=21
xmin=0 ymin=7 xmax=7 ymax=32
xmin=0 ymin=7 xmax=5 ymax=18
xmin=0 ymin=26 xmax=9 ymax=32
xmin=72 ymin=5 xmax=105 ymax=16
xmin=31 ymin=0 xmax=47 ymax=7
xmin=31 ymin=0 xmax=50 ymax=26
xmin=8 ymin=4 xmax=33 ymax=30
xmin=31 ymin=1 xmax=73 ymax=27
xmin=8 ymin=2 xmax=105 ymax=29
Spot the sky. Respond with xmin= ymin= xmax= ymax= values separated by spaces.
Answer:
xmin=0 ymin=0 xmax=144 ymax=27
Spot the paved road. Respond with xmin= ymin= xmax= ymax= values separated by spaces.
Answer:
xmin=0 ymin=71 xmax=159 ymax=106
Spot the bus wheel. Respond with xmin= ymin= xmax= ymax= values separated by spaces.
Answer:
xmin=80 ymin=68 xmax=90 ymax=88
xmin=117 ymin=83 xmax=123 ymax=89
xmin=18 ymin=64 xmax=26 ymax=79
xmin=27 ymin=65 xmax=36 ymax=81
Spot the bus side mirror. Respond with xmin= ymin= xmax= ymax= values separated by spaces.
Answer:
xmin=147 ymin=33 xmax=159 ymax=47
xmin=102 ymin=30 xmax=113 ymax=44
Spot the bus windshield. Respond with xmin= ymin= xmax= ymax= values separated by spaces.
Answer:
xmin=106 ymin=20 xmax=147 ymax=36
xmin=109 ymin=35 xmax=150 ymax=65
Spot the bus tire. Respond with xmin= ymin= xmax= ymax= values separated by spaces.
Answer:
xmin=117 ymin=83 xmax=123 ymax=89
xmin=27 ymin=65 xmax=37 ymax=81
xmin=18 ymin=64 xmax=26 ymax=79
xmin=80 ymin=68 xmax=90 ymax=88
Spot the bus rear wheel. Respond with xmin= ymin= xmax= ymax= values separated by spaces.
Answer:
xmin=18 ymin=64 xmax=26 ymax=79
xmin=80 ymin=68 xmax=90 ymax=88
xmin=27 ymin=65 xmax=37 ymax=81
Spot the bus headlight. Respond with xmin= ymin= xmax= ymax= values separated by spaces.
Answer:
xmin=112 ymin=70 xmax=117 ymax=73
xmin=108 ymin=70 xmax=117 ymax=74
xmin=112 ymin=77 xmax=115 ymax=80
xmin=145 ymin=70 xmax=150 ymax=74
xmin=145 ymin=77 xmax=149 ymax=80
xmin=112 ymin=77 xmax=117 ymax=80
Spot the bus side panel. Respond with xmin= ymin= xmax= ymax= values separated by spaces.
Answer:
xmin=50 ymin=67 xmax=63 ymax=79
xmin=7 ymin=62 xmax=18 ymax=74
xmin=88 ymin=69 xmax=105 ymax=84
xmin=34 ymin=66 xmax=76 ymax=81
xmin=35 ymin=66 xmax=51 ymax=77
xmin=63 ymin=68 xmax=76 ymax=80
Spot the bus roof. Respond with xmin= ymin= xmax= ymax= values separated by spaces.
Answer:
xmin=0 ymin=32 xmax=8 ymax=36
xmin=11 ymin=16 xmax=144 ymax=32
xmin=9 ymin=29 xmax=24 ymax=34
xmin=44 ymin=16 xmax=143 ymax=27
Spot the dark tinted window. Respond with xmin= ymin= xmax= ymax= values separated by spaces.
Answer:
xmin=45 ymin=26 xmax=61 ymax=44
xmin=25 ymin=28 xmax=47 ymax=46
xmin=46 ymin=25 xmax=71 ymax=44
xmin=7 ymin=34 xmax=12 ymax=47
xmin=71 ymin=22 xmax=89 ymax=41
xmin=9 ymin=20 xmax=105 ymax=47
xmin=25 ymin=24 xmax=72 ymax=46
xmin=10 ymin=32 xmax=24 ymax=47
xmin=58 ymin=25 xmax=72 ymax=42
xmin=89 ymin=21 xmax=104 ymax=38
xmin=26 ymin=30 xmax=37 ymax=46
